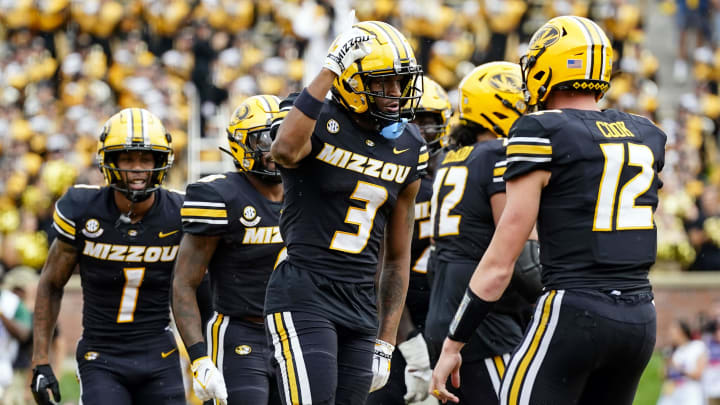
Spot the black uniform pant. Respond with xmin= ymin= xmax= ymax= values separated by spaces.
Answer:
xmin=206 ymin=313 xmax=281 ymax=405
xmin=265 ymin=311 xmax=376 ymax=405
xmin=499 ymin=289 xmax=656 ymax=405
xmin=76 ymin=330 xmax=185 ymax=405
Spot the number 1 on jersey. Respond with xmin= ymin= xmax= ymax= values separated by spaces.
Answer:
xmin=331 ymin=181 xmax=388 ymax=253
xmin=594 ymin=143 xmax=655 ymax=231
xmin=117 ymin=267 xmax=145 ymax=323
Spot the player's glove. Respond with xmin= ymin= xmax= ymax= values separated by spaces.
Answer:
xmin=323 ymin=27 xmax=374 ymax=77
xmin=191 ymin=356 xmax=228 ymax=405
xmin=370 ymin=339 xmax=394 ymax=392
xmin=398 ymin=333 xmax=432 ymax=403
xmin=31 ymin=364 xmax=61 ymax=405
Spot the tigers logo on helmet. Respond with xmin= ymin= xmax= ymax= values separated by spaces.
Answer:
xmin=488 ymin=73 xmax=523 ymax=94
xmin=529 ymin=25 xmax=561 ymax=50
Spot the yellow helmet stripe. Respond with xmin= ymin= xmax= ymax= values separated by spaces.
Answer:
xmin=578 ymin=17 xmax=604 ymax=81
xmin=140 ymin=108 xmax=150 ymax=145
xmin=569 ymin=16 xmax=594 ymax=81
xmin=125 ymin=108 xmax=134 ymax=145
xmin=366 ymin=21 xmax=402 ymax=61
xmin=585 ymin=18 xmax=611 ymax=81
xmin=132 ymin=108 xmax=144 ymax=143
xmin=385 ymin=22 xmax=412 ymax=60
xmin=258 ymin=95 xmax=274 ymax=124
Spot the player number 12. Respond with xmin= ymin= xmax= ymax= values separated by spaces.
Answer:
xmin=593 ymin=143 xmax=655 ymax=231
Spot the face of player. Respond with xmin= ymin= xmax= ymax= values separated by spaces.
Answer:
xmin=116 ymin=150 xmax=155 ymax=192
xmin=368 ymin=75 xmax=404 ymax=114
xmin=413 ymin=113 xmax=442 ymax=144
xmin=247 ymin=129 xmax=277 ymax=174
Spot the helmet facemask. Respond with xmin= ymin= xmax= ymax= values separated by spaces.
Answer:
xmin=360 ymin=66 xmax=424 ymax=126
xmin=100 ymin=148 xmax=173 ymax=203
xmin=227 ymin=126 xmax=281 ymax=184
xmin=223 ymin=95 xmax=284 ymax=183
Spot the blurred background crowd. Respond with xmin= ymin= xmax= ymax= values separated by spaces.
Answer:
xmin=1 ymin=0 xmax=719 ymax=273
xmin=1 ymin=0 xmax=720 ymax=404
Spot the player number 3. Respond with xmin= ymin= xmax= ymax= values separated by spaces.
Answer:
xmin=330 ymin=181 xmax=388 ymax=253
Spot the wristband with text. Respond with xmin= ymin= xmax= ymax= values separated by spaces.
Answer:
xmin=447 ymin=288 xmax=495 ymax=343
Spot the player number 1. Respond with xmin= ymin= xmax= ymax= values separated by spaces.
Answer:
xmin=117 ymin=267 xmax=145 ymax=323
xmin=330 ymin=181 xmax=388 ymax=254
xmin=593 ymin=143 xmax=655 ymax=231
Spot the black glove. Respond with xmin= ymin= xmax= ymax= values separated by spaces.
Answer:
xmin=31 ymin=364 xmax=61 ymax=405
xmin=512 ymin=240 xmax=544 ymax=302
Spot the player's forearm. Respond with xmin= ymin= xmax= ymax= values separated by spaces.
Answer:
xmin=172 ymin=279 xmax=205 ymax=347
xmin=271 ymin=69 xmax=335 ymax=166
xmin=377 ymin=259 xmax=410 ymax=345
xmin=32 ymin=282 xmax=63 ymax=365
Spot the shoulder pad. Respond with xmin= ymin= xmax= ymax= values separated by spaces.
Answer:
xmin=519 ymin=109 xmax=566 ymax=132
xmin=185 ymin=174 xmax=231 ymax=206
xmin=53 ymin=185 xmax=104 ymax=242
xmin=627 ymin=112 xmax=660 ymax=128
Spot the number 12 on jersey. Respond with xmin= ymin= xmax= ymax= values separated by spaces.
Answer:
xmin=593 ymin=142 xmax=655 ymax=231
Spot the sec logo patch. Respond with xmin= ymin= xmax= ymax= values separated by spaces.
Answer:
xmin=82 ymin=218 xmax=104 ymax=238
xmin=326 ymin=119 xmax=340 ymax=134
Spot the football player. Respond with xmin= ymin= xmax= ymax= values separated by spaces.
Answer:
xmin=31 ymin=108 xmax=185 ymax=405
xmin=366 ymin=75 xmax=452 ymax=405
xmin=267 ymin=20 xmax=426 ymax=405
xmin=424 ymin=62 xmax=542 ymax=404
xmin=172 ymin=95 xmax=287 ymax=405
xmin=430 ymin=16 xmax=666 ymax=405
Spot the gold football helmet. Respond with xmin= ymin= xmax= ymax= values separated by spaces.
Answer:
xmin=411 ymin=76 xmax=452 ymax=153
xmin=457 ymin=61 xmax=527 ymax=137
xmin=97 ymin=108 xmax=174 ymax=202
xmin=225 ymin=95 xmax=285 ymax=182
xmin=331 ymin=21 xmax=423 ymax=125
xmin=521 ymin=16 xmax=613 ymax=107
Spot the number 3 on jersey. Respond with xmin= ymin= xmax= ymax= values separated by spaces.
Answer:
xmin=331 ymin=181 xmax=388 ymax=253
xmin=594 ymin=143 xmax=655 ymax=231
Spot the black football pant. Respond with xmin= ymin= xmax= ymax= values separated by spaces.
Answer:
xmin=499 ymin=289 xmax=656 ymax=405
xmin=206 ymin=313 xmax=281 ymax=405
xmin=75 ymin=330 xmax=185 ymax=405
xmin=265 ymin=310 xmax=375 ymax=405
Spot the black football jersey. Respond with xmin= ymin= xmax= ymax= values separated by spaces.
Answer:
xmin=406 ymin=176 xmax=433 ymax=328
xmin=504 ymin=108 xmax=666 ymax=291
xmin=278 ymin=101 xmax=427 ymax=285
xmin=432 ymin=139 xmax=507 ymax=263
xmin=182 ymin=172 xmax=283 ymax=319
xmin=52 ymin=186 xmax=183 ymax=341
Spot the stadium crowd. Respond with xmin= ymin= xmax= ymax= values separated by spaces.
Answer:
xmin=0 ymin=0 xmax=719 ymax=403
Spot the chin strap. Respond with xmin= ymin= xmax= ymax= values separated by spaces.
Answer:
xmin=380 ymin=118 xmax=408 ymax=139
